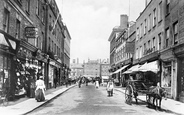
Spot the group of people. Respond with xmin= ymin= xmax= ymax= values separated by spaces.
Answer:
xmin=95 ymin=78 xmax=114 ymax=97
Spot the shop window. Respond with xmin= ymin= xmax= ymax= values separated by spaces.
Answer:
xmin=0 ymin=56 xmax=10 ymax=92
xmin=163 ymin=62 xmax=171 ymax=87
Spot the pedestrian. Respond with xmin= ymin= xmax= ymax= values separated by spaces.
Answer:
xmin=78 ymin=78 xmax=82 ymax=88
xmin=106 ymin=79 xmax=114 ymax=97
xmin=35 ymin=76 xmax=46 ymax=102
xmin=95 ymin=80 xmax=99 ymax=88
xmin=54 ymin=78 xmax=57 ymax=88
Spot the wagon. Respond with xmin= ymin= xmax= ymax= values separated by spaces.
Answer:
xmin=125 ymin=80 xmax=154 ymax=105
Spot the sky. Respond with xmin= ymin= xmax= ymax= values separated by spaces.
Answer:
xmin=55 ymin=0 xmax=145 ymax=63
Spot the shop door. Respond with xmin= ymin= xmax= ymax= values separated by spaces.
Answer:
xmin=179 ymin=59 xmax=184 ymax=102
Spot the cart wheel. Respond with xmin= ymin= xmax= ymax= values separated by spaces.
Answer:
xmin=125 ymin=85 xmax=133 ymax=105
xmin=2 ymin=97 xmax=8 ymax=106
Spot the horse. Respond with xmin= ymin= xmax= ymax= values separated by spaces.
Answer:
xmin=147 ymin=86 xmax=167 ymax=110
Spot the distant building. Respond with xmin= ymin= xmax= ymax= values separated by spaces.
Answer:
xmin=70 ymin=63 xmax=83 ymax=79
xmin=83 ymin=59 xmax=100 ymax=78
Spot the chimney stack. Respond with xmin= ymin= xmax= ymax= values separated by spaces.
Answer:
xmin=120 ymin=15 xmax=128 ymax=29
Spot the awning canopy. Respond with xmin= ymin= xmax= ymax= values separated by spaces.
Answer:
xmin=123 ymin=64 xmax=141 ymax=74
xmin=113 ymin=64 xmax=129 ymax=74
xmin=138 ymin=61 xmax=158 ymax=73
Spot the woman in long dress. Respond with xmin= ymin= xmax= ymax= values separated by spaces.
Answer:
xmin=95 ymin=80 xmax=99 ymax=88
xmin=35 ymin=76 xmax=46 ymax=102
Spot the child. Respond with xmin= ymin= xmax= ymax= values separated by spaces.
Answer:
xmin=107 ymin=79 xmax=114 ymax=96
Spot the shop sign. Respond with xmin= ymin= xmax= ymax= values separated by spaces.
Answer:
xmin=25 ymin=27 xmax=38 ymax=38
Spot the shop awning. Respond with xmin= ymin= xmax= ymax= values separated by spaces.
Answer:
xmin=113 ymin=64 xmax=129 ymax=74
xmin=123 ymin=64 xmax=141 ymax=74
xmin=138 ymin=61 xmax=158 ymax=73
xmin=0 ymin=30 xmax=20 ymax=54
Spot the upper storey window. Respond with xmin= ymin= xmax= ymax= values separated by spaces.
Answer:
xmin=158 ymin=1 xmax=162 ymax=22
xmin=26 ymin=0 xmax=30 ymax=13
xmin=3 ymin=8 xmax=10 ymax=33
xmin=166 ymin=0 xmax=170 ymax=15
xmin=153 ymin=8 xmax=156 ymax=27
xmin=165 ymin=28 xmax=170 ymax=48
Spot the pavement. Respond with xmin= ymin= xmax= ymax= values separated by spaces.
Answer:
xmin=0 ymin=84 xmax=184 ymax=115
xmin=114 ymin=87 xmax=184 ymax=115
xmin=0 ymin=85 xmax=76 ymax=115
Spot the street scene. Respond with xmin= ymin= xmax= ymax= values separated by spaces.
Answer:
xmin=1 ymin=0 xmax=184 ymax=115
xmin=27 ymin=83 xmax=173 ymax=115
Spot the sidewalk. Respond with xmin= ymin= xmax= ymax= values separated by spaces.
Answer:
xmin=0 ymin=85 xmax=76 ymax=115
xmin=115 ymin=87 xmax=184 ymax=115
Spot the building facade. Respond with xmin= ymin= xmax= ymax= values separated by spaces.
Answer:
xmin=0 ymin=0 xmax=71 ymax=100
xmin=70 ymin=63 xmax=83 ymax=80
xmin=83 ymin=60 xmax=100 ymax=78
xmin=63 ymin=25 xmax=71 ymax=81
xmin=108 ymin=15 xmax=136 ymax=86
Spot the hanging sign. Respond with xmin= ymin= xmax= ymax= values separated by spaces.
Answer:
xmin=25 ymin=27 xmax=38 ymax=38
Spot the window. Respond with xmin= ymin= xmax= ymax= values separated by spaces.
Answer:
xmin=136 ymin=48 xmax=139 ymax=59
xmin=140 ymin=46 xmax=142 ymax=58
xmin=165 ymin=28 xmax=170 ymax=47
xmin=16 ymin=19 xmax=20 ymax=39
xmin=144 ymin=19 xmax=147 ymax=35
xmin=148 ymin=40 xmax=150 ymax=49
xmin=26 ymin=0 xmax=30 ymax=13
xmin=49 ymin=37 xmax=51 ymax=51
xmin=153 ymin=8 xmax=156 ymax=27
xmin=148 ymin=14 xmax=151 ymax=31
xmin=144 ymin=43 xmax=146 ymax=54
xmin=52 ymin=41 xmax=54 ymax=52
xmin=153 ymin=37 xmax=156 ymax=51
xmin=42 ymin=5 xmax=45 ymax=23
xmin=3 ymin=8 xmax=10 ymax=33
xmin=36 ymin=0 xmax=40 ymax=16
xmin=54 ymin=44 xmax=56 ymax=54
xmin=140 ymin=24 xmax=143 ymax=37
xmin=173 ymin=22 xmax=178 ymax=45
xmin=158 ymin=33 xmax=162 ymax=50
xmin=158 ymin=1 xmax=162 ymax=22
xmin=136 ymin=27 xmax=139 ymax=40
xmin=166 ymin=0 xmax=170 ymax=15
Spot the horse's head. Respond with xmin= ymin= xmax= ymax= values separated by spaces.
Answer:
xmin=160 ymin=87 xmax=167 ymax=100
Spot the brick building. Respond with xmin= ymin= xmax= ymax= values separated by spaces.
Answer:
xmin=0 ymin=0 xmax=71 ymax=100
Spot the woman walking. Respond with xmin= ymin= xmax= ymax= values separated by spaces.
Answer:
xmin=35 ymin=76 xmax=46 ymax=102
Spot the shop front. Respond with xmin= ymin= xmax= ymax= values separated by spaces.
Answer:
xmin=160 ymin=48 xmax=176 ymax=99
xmin=15 ymin=40 xmax=38 ymax=98
xmin=0 ymin=30 xmax=20 ymax=100
xmin=174 ymin=44 xmax=184 ymax=102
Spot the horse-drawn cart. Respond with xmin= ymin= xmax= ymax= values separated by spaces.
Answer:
xmin=125 ymin=80 xmax=167 ymax=109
